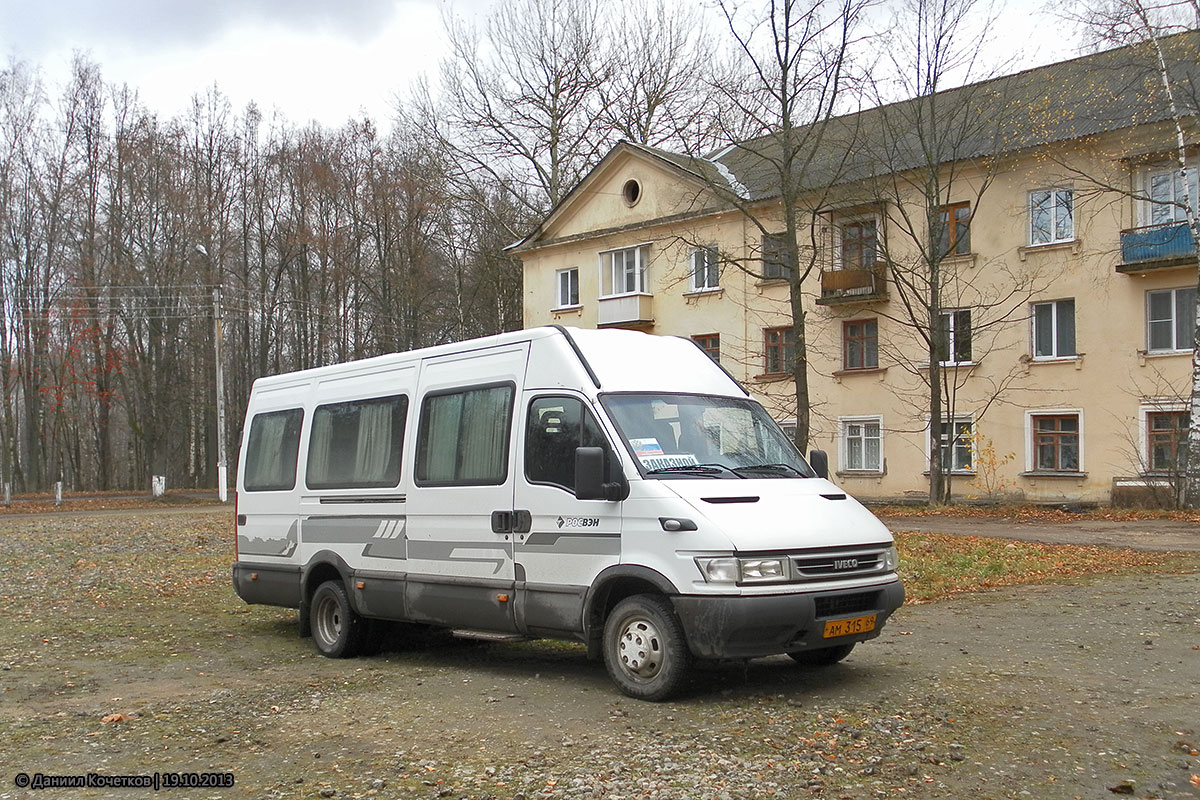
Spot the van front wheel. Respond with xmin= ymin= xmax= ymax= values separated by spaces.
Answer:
xmin=603 ymin=595 xmax=690 ymax=701
xmin=310 ymin=580 xmax=366 ymax=658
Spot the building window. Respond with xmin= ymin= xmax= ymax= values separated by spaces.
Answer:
xmin=932 ymin=416 xmax=973 ymax=473
xmin=842 ymin=319 xmax=878 ymax=370
xmin=761 ymin=232 xmax=795 ymax=281
xmin=689 ymin=246 xmax=720 ymax=292
xmin=1029 ymin=413 xmax=1080 ymax=473
xmin=1147 ymin=287 xmax=1196 ymax=352
xmin=1029 ymin=188 xmax=1074 ymax=245
xmin=840 ymin=417 xmax=882 ymax=472
xmin=1032 ymin=299 xmax=1076 ymax=359
xmin=555 ymin=267 xmax=579 ymax=308
xmin=935 ymin=202 xmax=971 ymax=257
xmin=692 ymin=333 xmax=720 ymax=364
xmin=1147 ymin=166 xmax=1198 ymax=225
xmin=937 ymin=309 xmax=972 ymax=365
xmin=840 ymin=218 xmax=878 ymax=270
xmin=1147 ymin=409 xmax=1190 ymax=473
xmin=764 ymin=326 xmax=795 ymax=376
xmin=600 ymin=245 xmax=649 ymax=297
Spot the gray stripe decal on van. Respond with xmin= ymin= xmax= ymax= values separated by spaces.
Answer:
xmin=303 ymin=516 xmax=406 ymax=544
xmin=238 ymin=520 xmax=299 ymax=557
xmin=407 ymin=540 xmax=508 ymax=574
xmin=523 ymin=532 xmax=620 ymax=555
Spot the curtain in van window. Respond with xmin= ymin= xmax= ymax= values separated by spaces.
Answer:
xmin=353 ymin=401 xmax=393 ymax=482
xmin=459 ymin=386 xmax=511 ymax=482
xmin=244 ymin=409 xmax=302 ymax=491
xmin=418 ymin=385 xmax=513 ymax=484
xmin=307 ymin=411 xmax=334 ymax=486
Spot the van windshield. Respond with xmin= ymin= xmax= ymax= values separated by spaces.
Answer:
xmin=601 ymin=393 xmax=816 ymax=479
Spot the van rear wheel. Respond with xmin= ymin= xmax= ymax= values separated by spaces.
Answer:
xmin=310 ymin=580 xmax=367 ymax=658
xmin=787 ymin=643 xmax=854 ymax=666
xmin=603 ymin=595 xmax=690 ymax=701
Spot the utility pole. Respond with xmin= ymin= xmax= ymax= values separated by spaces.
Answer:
xmin=213 ymin=286 xmax=228 ymax=503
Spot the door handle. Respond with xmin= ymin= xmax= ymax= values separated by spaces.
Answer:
xmin=491 ymin=510 xmax=513 ymax=533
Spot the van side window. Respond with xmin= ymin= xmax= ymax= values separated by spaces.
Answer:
xmin=415 ymin=384 xmax=515 ymax=485
xmin=525 ymin=396 xmax=608 ymax=493
xmin=306 ymin=394 xmax=408 ymax=489
xmin=244 ymin=409 xmax=304 ymax=491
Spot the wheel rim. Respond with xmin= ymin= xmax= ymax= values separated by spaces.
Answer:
xmin=313 ymin=593 xmax=342 ymax=647
xmin=616 ymin=616 xmax=666 ymax=681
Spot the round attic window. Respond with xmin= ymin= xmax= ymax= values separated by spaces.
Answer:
xmin=622 ymin=179 xmax=642 ymax=207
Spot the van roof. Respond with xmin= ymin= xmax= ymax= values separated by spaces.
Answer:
xmin=248 ymin=326 xmax=748 ymax=398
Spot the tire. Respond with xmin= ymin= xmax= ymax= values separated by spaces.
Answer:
xmin=602 ymin=594 xmax=691 ymax=701
xmin=787 ymin=643 xmax=855 ymax=667
xmin=310 ymin=580 xmax=367 ymax=658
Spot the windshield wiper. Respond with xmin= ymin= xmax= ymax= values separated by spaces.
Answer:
xmin=645 ymin=463 xmax=744 ymax=477
xmin=733 ymin=463 xmax=805 ymax=477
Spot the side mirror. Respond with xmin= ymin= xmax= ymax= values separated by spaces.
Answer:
xmin=808 ymin=449 xmax=829 ymax=479
xmin=575 ymin=446 xmax=629 ymax=501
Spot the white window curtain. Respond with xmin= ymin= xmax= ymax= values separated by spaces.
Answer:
xmin=352 ymin=401 xmax=393 ymax=483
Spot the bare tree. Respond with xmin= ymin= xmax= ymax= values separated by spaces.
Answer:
xmin=673 ymin=0 xmax=870 ymax=452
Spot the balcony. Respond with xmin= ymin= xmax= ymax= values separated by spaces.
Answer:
xmin=1117 ymin=222 xmax=1196 ymax=274
xmin=816 ymin=262 xmax=888 ymax=305
xmin=597 ymin=293 xmax=654 ymax=328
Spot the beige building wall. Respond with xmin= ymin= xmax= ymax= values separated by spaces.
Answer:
xmin=517 ymin=132 xmax=1195 ymax=505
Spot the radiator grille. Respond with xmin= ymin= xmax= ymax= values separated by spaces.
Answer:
xmin=814 ymin=591 xmax=879 ymax=618
xmin=793 ymin=549 xmax=885 ymax=580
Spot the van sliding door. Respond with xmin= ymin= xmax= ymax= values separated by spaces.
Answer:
xmin=404 ymin=343 xmax=528 ymax=631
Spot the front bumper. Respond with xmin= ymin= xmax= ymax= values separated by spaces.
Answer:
xmin=671 ymin=578 xmax=905 ymax=659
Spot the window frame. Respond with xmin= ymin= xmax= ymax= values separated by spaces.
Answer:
xmin=1031 ymin=298 xmax=1077 ymax=360
xmin=763 ymin=326 xmax=795 ymax=377
xmin=1028 ymin=188 xmax=1075 ymax=246
xmin=1138 ymin=401 xmax=1190 ymax=475
xmin=838 ymin=216 xmax=879 ymax=270
xmin=598 ymin=244 xmax=650 ymax=298
xmin=1146 ymin=286 xmax=1197 ymax=353
xmin=692 ymin=333 xmax=720 ymax=364
xmin=935 ymin=201 xmax=972 ymax=257
xmin=1143 ymin=164 xmax=1198 ymax=226
xmin=1023 ymin=408 xmax=1084 ymax=474
xmin=760 ymin=232 xmax=796 ymax=281
xmin=838 ymin=415 xmax=884 ymax=473
xmin=842 ymin=318 xmax=879 ymax=371
xmin=927 ymin=414 xmax=974 ymax=474
xmin=938 ymin=308 xmax=973 ymax=366
xmin=688 ymin=246 xmax=720 ymax=292
xmin=414 ymin=381 xmax=516 ymax=487
xmin=555 ymin=267 xmax=580 ymax=309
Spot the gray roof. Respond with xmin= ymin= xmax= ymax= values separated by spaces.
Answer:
xmin=702 ymin=31 xmax=1200 ymax=201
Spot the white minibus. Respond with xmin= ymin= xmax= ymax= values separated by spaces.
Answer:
xmin=233 ymin=326 xmax=903 ymax=700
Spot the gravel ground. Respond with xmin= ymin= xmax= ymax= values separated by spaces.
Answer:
xmin=0 ymin=511 xmax=1197 ymax=800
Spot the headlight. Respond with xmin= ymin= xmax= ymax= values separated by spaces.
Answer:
xmin=695 ymin=556 xmax=790 ymax=584
xmin=740 ymin=558 xmax=786 ymax=582
xmin=881 ymin=545 xmax=899 ymax=572
xmin=696 ymin=557 xmax=739 ymax=583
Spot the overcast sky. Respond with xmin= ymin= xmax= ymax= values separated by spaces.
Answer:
xmin=0 ymin=0 xmax=1077 ymax=130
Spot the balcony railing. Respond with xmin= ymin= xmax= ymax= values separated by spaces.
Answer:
xmin=1118 ymin=222 xmax=1196 ymax=272
xmin=817 ymin=261 xmax=888 ymax=304
xmin=597 ymin=293 xmax=653 ymax=327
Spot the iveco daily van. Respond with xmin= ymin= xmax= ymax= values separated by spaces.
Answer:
xmin=233 ymin=326 xmax=904 ymax=700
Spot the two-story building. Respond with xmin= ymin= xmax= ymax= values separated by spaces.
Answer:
xmin=511 ymin=34 xmax=1200 ymax=505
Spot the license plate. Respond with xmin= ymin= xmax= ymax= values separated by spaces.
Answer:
xmin=823 ymin=614 xmax=877 ymax=638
